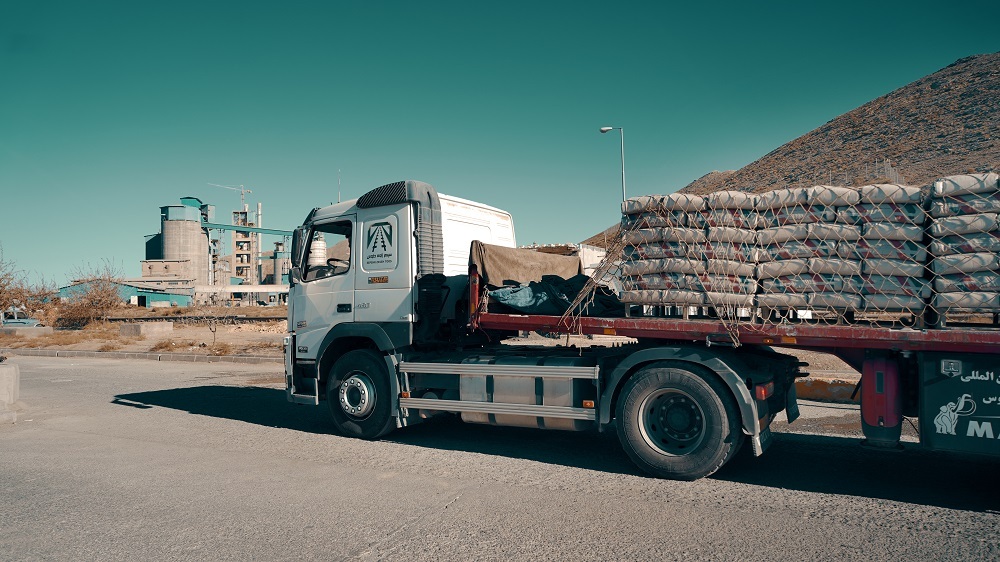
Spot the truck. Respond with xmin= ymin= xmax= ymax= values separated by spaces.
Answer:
xmin=284 ymin=179 xmax=1000 ymax=480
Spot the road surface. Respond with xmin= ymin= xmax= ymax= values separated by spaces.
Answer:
xmin=1 ymin=356 xmax=997 ymax=560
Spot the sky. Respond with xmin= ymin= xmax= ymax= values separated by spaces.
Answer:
xmin=2 ymin=0 xmax=999 ymax=285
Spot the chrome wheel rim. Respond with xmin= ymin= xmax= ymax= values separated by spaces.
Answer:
xmin=339 ymin=372 xmax=376 ymax=418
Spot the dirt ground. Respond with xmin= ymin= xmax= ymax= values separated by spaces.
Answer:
xmin=0 ymin=315 xmax=855 ymax=374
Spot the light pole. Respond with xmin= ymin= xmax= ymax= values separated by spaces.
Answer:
xmin=600 ymin=126 xmax=626 ymax=202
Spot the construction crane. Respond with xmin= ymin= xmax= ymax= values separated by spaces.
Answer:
xmin=208 ymin=183 xmax=253 ymax=208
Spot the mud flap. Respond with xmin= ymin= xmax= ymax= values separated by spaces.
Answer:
xmin=785 ymin=382 xmax=800 ymax=423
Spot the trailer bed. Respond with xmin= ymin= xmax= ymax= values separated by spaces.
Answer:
xmin=477 ymin=312 xmax=1000 ymax=354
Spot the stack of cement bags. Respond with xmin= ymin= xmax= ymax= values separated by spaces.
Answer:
xmin=836 ymin=184 xmax=928 ymax=315
xmin=620 ymin=193 xmax=706 ymax=306
xmin=755 ymin=186 xmax=862 ymax=313
xmin=697 ymin=191 xmax=760 ymax=309
xmin=927 ymin=173 xmax=1000 ymax=314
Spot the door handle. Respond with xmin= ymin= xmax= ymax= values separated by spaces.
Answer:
xmin=337 ymin=304 xmax=352 ymax=313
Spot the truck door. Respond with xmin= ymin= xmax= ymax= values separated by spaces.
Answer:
xmin=290 ymin=216 xmax=356 ymax=359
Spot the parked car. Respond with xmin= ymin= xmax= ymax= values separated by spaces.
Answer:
xmin=1 ymin=309 xmax=43 ymax=327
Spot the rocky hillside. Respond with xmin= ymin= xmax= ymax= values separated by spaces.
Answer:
xmin=583 ymin=53 xmax=999 ymax=248
xmin=682 ymin=52 xmax=1000 ymax=195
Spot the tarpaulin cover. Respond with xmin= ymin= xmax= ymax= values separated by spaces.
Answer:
xmin=470 ymin=241 xmax=582 ymax=288
xmin=489 ymin=274 xmax=625 ymax=317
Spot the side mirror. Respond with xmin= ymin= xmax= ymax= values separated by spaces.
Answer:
xmin=289 ymin=267 xmax=302 ymax=286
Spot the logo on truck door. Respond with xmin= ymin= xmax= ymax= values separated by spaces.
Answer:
xmin=363 ymin=216 xmax=398 ymax=271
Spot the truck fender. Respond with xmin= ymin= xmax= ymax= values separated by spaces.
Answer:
xmin=316 ymin=323 xmax=403 ymax=415
xmin=600 ymin=346 xmax=759 ymax=440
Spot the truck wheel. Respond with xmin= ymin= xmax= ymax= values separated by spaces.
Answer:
xmin=326 ymin=349 xmax=395 ymax=439
xmin=616 ymin=366 xmax=743 ymax=480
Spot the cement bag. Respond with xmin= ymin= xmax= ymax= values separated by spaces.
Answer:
xmin=757 ymin=293 xmax=809 ymax=308
xmin=706 ymin=259 xmax=756 ymax=277
xmin=703 ymin=292 xmax=756 ymax=307
xmin=862 ymin=223 xmax=923 ymax=241
xmin=808 ymin=293 xmax=862 ymax=310
xmin=757 ymin=224 xmax=811 ymax=245
xmin=622 ymin=273 xmax=697 ymax=291
xmin=621 ymin=258 xmax=705 ymax=276
xmin=762 ymin=206 xmax=836 ymax=227
xmin=929 ymin=213 xmax=999 ymax=237
xmin=620 ymin=289 xmax=705 ymax=305
xmin=863 ymin=275 xmax=931 ymax=298
xmin=809 ymin=258 xmax=862 ymax=276
xmin=838 ymin=239 xmax=927 ymax=262
xmin=859 ymin=184 xmax=923 ymax=204
xmin=931 ymin=173 xmax=1000 ymax=198
xmin=928 ymin=231 xmax=1000 ymax=256
xmin=707 ymin=226 xmax=756 ymax=244
xmin=761 ymin=240 xmax=835 ymax=261
xmin=934 ymin=272 xmax=1000 ymax=293
xmin=933 ymin=291 xmax=1000 ymax=311
xmin=808 ymin=223 xmax=861 ymax=242
xmin=695 ymin=274 xmax=757 ymax=293
xmin=930 ymin=190 xmax=1000 ymax=218
xmin=700 ymin=242 xmax=764 ymax=262
xmin=836 ymin=203 xmax=926 ymax=225
xmin=622 ymin=211 xmax=686 ymax=229
xmin=663 ymin=192 xmax=706 ymax=212
xmin=864 ymin=294 xmax=925 ymax=312
xmin=624 ymin=242 xmax=691 ymax=260
xmin=756 ymin=259 xmax=808 ymax=279
xmin=701 ymin=209 xmax=763 ymax=229
xmin=757 ymin=188 xmax=809 ymax=210
xmin=706 ymin=190 xmax=758 ymax=210
xmin=761 ymin=273 xmax=847 ymax=294
xmin=863 ymin=259 xmax=926 ymax=277
xmin=622 ymin=195 xmax=662 ymax=215
xmin=931 ymin=252 xmax=1000 ymax=276
xmin=624 ymin=227 xmax=707 ymax=245
xmin=805 ymin=185 xmax=860 ymax=206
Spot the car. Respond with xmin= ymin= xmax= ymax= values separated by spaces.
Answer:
xmin=1 ymin=309 xmax=43 ymax=327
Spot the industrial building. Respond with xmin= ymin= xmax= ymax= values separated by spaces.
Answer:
xmin=126 ymin=196 xmax=291 ymax=306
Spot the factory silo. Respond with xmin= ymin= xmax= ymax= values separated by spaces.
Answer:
xmin=160 ymin=205 xmax=210 ymax=286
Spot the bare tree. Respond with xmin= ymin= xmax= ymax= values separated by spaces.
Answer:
xmin=0 ymin=244 xmax=56 ymax=322
xmin=59 ymin=260 xmax=125 ymax=327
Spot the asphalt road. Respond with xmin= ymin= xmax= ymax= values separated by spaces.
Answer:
xmin=1 ymin=356 xmax=997 ymax=561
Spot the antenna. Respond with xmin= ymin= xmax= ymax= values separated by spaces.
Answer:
xmin=208 ymin=183 xmax=253 ymax=208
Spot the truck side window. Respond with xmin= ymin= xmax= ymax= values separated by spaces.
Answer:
xmin=303 ymin=221 xmax=352 ymax=282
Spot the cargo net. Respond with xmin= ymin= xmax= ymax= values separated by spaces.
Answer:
xmin=615 ymin=172 xmax=1000 ymax=342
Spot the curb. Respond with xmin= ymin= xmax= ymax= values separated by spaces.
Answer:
xmin=795 ymin=375 xmax=860 ymax=404
xmin=0 ymin=348 xmax=281 ymax=365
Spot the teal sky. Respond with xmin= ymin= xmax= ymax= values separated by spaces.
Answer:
xmin=2 ymin=0 xmax=999 ymax=285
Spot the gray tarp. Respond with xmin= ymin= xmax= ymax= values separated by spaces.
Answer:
xmin=470 ymin=241 xmax=582 ymax=288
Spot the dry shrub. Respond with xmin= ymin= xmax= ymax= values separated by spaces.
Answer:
xmin=149 ymin=339 xmax=197 ymax=353
xmin=58 ymin=261 xmax=125 ymax=328
xmin=208 ymin=342 xmax=232 ymax=356
xmin=0 ymin=244 xmax=57 ymax=323
xmin=98 ymin=341 xmax=123 ymax=352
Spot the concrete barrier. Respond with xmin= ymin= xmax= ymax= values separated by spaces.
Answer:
xmin=795 ymin=374 xmax=860 ymax=404
xmin=120 ymin=322 xmax=174 ymax=337
xmin=0 ymin=327 xmax=54 ymax=337
xmin=0 ymin=363 xmax=19 ymax=423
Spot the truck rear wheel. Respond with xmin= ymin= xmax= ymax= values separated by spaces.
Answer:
xmin=326 ymin=349 xmax=395 ymax=439
xmin=616 ymin=366 xmax=743 ymax=480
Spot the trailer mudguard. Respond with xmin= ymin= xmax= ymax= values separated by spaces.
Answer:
xmin=600 ymin=346 xmax=759 ymax=440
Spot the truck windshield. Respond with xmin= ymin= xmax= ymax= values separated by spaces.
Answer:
xmin=303 ymin=221 xmax=352 ymax=282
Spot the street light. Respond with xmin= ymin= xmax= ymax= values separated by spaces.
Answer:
xmin=600 ymin=126 xmax=626 ymax=201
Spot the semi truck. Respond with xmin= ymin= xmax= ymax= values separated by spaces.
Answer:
xmin=284 ymin=179 xmax=1000 ymax=480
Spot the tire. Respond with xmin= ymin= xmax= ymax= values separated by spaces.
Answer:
xmin=616 ymin=365 xmax=744 ymax=480
xmin=325 ymin=349 xmax=396 ymax=439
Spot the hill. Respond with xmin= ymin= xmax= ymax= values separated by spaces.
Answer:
xmin=583 ymin=53 xmax=1000 ymax=248
xmin=681 ymin=52 xmax=1000 ymax=195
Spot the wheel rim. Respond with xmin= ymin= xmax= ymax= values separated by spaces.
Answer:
xmin=339 ymin=372 xmax=376 ymax=418
xmin=638 ymin=389 xmax=706 ymax=456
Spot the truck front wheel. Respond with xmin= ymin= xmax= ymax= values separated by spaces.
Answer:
xmin=616 ymin=366 xmax=743 ymax=480
xmin=326 ymin=349 xmax=396 ymax=439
